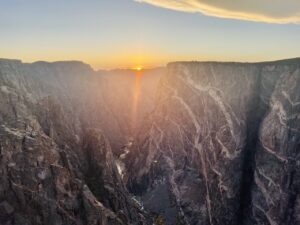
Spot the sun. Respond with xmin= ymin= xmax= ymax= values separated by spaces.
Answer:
xmin=134 ymin=66 xmax=142 ymax=71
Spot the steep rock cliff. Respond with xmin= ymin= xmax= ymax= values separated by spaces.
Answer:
xmin=0 ymin=58 xmax=299 ymax=225
xmin=0 ymin=59 xmax=151 ymax=225
xmin=126 ymin=59 xmax=300 ymax=225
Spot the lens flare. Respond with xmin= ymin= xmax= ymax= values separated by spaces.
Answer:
xmin=131 ymin=69 xmax=142 ymax=133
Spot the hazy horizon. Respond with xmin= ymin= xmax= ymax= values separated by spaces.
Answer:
xmin=3 ymin=56 xmax=300 ymax=71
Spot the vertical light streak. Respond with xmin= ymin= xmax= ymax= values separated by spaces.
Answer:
xmin=131 ymin=70 xmax=142 ymax=133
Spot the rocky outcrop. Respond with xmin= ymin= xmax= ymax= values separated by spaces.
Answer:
xmin=126 ymin=59 xmax=300 ymax=225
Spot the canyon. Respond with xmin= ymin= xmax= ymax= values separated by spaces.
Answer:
xmin=0 ymin=58 xmax=299 ymax=225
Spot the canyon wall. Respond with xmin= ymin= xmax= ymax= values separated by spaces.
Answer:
xmin=0 ymin=59 xmax=160 ymax=225
xmin=0 ymin=58 xmax=299 ymax=225
xmin=126 ymin=59 xmax=300 ymax=225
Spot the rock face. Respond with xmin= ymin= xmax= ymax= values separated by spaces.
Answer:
xmin=126 ymin=59 xmax=300 ymax=225
xmin=0 ymin=59 xmax=158 ymax=225
xmin=0 ymin=58 xmax=299 ymax=225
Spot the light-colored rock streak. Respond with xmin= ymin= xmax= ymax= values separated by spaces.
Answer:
xmin=270 ymin=97 xmax=300 ymax=133
xmin=140 ymin=122 xmax=165 ymax=177
xmin=177 ymin=65 xmax=238 ymax=144
xmin=215 ymin=134 xmax=240 ymax=160
xmin=260 ymin=138 xmax=287 ymax=162
xmin=164 ymin=155 xmax=191 ymax=225
xmin=172 ymin=96 xmax=200 ymax=132
xmin=1 ymin=125 xmax=24 ymax=138
xmin=254 ymin=171 xmax=275 ymax=206
xmin=271 ymin=98 xmax=287 ymax=125
xmin=208 ymin=161 xmax=229 ymax=199
xmin=153 ymin=122 xmax=164 ymax=149
xmin=170 ymin=94 xmax=213 ymax=225
xmin=167 ymin=117 xmax=186 ymax=148
xmin=282 ymin=91 xmax=300 ymax=107
xmin=254 ymin=204 xmax=278 ymax=225
xmin=256 ymin=168 xmax=280 ymax=190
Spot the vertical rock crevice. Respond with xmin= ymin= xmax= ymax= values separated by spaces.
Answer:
xmin=238 ymin=66 xmax=270 ymax=224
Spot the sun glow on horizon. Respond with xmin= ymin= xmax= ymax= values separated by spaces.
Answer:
xmin=135 ymin=66 xmax=142 ymax=71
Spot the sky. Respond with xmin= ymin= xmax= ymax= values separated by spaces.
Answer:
xmin=1 ymin=0 xmax=300 ymax=69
